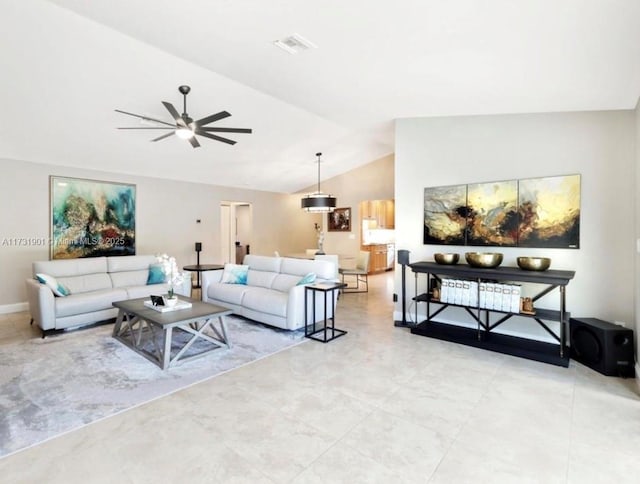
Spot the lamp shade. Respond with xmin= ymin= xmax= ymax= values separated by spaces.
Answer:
xmin=301 ymin=194 xmax=336 ymax=212
xmin=301 ymin=152 xmax=337 ymax=213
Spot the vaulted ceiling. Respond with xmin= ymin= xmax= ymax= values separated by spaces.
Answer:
xmin=2 ymin=0 xmax=639 ymax=193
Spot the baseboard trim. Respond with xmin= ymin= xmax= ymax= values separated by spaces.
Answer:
xmin=0 ymin=302 xmax=28 ymax=314
xmin=635 ymin=363 xmax=640 ymax=393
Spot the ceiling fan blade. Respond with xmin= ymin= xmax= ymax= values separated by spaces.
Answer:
xmin=117 ymin=127 xmax=174 ymax=130
xmin=199 ymin=127 xmax=252 ymax=134
xmin=115 ymin=109 xmax=175 ymax=127
xmin=195 ymin=111 xmax=231 ymax=127
xmin=195 ymin=131 xmax=237 ymax=145
xmin=151 ymin=132 xmax=175 ymax=142
xmin=162 ymin=102 xmax=185 ymax=126
xmin=188 ymin=136 xmax=201 ymax=148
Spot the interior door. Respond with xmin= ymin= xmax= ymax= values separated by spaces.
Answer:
xmin=220 ymin=204 xmax=231 ymax=263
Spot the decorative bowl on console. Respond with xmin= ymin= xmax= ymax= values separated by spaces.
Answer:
xmin=465 ymin=252 xmax=503 ymax=268
xmin=517 ymin=256 xmax=551 ymax=271
xmin=434 ymin=253 xmax=459 ymax=265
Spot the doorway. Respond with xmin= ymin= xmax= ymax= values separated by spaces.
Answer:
xmin=220 ymin=202 xmax=252 ymax=263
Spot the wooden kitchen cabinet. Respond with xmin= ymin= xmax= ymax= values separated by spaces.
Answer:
xmin=363 ymin=244 xmax=389 ymax=274
xmin=359 ymin=200 xmax=395 ymax=229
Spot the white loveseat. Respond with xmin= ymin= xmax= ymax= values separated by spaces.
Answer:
xmin=25 ymin=255 xmax=191 ymax=336
xmin=202 ymin=254 xmax=338 ymax=330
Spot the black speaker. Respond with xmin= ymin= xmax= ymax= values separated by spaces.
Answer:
xmin=570 ymin=318 xmax=635 ymax=377
xmin=397 ymin=249 xmax=410 ymax=266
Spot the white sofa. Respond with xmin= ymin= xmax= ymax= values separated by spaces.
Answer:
xmin=25 ymin=255 xmax=191 ymax=336
xmin=202 ymin=254 xmax=338 ymax=330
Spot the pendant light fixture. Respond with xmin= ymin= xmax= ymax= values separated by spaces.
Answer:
xmin=301 ymin=152 xmax=337 ymax=212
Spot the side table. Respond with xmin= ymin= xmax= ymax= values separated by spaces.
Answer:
xmin=304 ymin=282 xmax=347 ymax=343
xmin=182 ymin=264 xmax=224 ymax=289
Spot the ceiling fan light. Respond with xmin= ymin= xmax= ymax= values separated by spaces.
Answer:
xmin=175 ymin=126 xmax=194 ymax=139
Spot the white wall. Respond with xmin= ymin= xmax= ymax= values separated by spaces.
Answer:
xmin=395 ymin=111 xmax=636 ymax=341
xmin=635 ymin=97 xmax=640 ymax=366
xmin=0 ymin=158 xmax=317 ymax=308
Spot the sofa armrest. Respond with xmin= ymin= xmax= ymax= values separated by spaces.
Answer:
xmin=25 ymin=278 xmax=56 ymax=330
xmin=201 ymin=269 xmax=224 ymax=302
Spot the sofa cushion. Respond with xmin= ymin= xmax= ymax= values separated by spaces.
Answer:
xmin=35 ymin=273 xmax=70 ymax=297
xmin=34 ymin=257 xmax=108 ymax=278
xmin=242 ymin=287 xmax=288 ymax=318
xmin=111 ymin=270 xmax=149 ymax=288
xmin=55 ymin=288 xmax=128 ymax=318
xmin=207 ymin=283 xmax=249 ymax=305
xmin=221 ymin=264 xmax=249 ymax=284
xmin=146 ymin=264 xmax=165 ymax=284
xmin=281 ymin=258 xmax=334 ymax=280
xmin=271 ymin=274 xmax=302 ymax=293
xmin=244 ymin=254 xmax=282 ymax=272
xmin=107 ymin=255 xmax=157 ymax=273
xmin=57 ymin=273 xmax=113 ymax=294
xmin=246 ymin=269 xmax=277 ymax=289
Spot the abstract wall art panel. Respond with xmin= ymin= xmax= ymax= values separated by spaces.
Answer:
xmin=423 ymin=184 xmax=468 ymax=245
xmin=50 ymin=176 xmax=136 ymax=259
xmin=466 ymin=180 xmax=518 ymax=246
xmin=423 ymin=174 xmax=580 ymax=249
xmin=517 ymin=174 xmax=580 ymax=249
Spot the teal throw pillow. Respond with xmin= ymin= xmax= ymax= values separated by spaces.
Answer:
xmin=35 ymin=273 xmax=70 ymax=297
xmin=297 ymin=272 xmax=317 ymax=285
xmin=221 ymin=264 xmax=249 ymax=284
xmin=147 ymin=263 xmax=165 ymax=285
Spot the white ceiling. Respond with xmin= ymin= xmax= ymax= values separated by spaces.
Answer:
xmin=2 ymin=0 xmax=639 ymax=193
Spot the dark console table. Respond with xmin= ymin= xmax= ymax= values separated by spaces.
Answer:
xmin=408 ymin=261 xmax=576 ymax=367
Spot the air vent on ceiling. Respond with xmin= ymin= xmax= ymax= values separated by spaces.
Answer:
xmin=273 ymin=33 xmax=318 ymax=54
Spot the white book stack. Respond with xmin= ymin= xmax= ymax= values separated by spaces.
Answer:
xmin=494 ymin=284 xmax=504 ymax=312
xmin=469 ymin=281 xmax=479 ymax=307
xmin=485 ymin=283 xmax=495 ymax=310
xmin=440 ymin=279 xmax=450 ymax=303
xmin=493 ymin=284 xmax=503 ymax=311
xmin=454 ymin=280 xmax=464 ymax=305
xmin=461 ymin=281 xmax=471 ymax=306
xmin=510 ymin=285 xmax=522 ymax=313
xmin=479 ymin=282 xmax=487 ymax=309
xmin=496 ymin=283 xmax=504 ymax=310
xmin=502 ymin=285 xmax=513 ymax=312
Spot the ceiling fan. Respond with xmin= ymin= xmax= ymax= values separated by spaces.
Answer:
xmin=115 ymin=85 xmax=252 ymax=148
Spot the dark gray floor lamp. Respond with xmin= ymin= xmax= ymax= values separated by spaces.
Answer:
xmin=195 ymin=242 xmax=202 ymax=265
xmin=394 ymin=249 xmax=412 ymax=327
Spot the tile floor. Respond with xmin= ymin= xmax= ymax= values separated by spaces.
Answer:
xmin=1 ymin=272 xmax=639 ymax=483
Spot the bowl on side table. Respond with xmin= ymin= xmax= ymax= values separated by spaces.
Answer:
xmin=434 ymin=253 xmax=460 ymax=265
xmin=465 ymin=252 xmax=503 ymax=268
xmin=517 ymin=257 xmax=551 ymax=271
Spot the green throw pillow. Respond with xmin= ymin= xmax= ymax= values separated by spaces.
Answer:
xmin=297 ymin=272 xmax=317 ymax=285
xmin=35 ymin=273 xmax=70 ymax=297
xmin=147 ymin=264 xmax=165 ymax=285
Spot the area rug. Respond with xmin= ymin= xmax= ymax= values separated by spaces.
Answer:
xmin=0 ymin=316 xmax=306 ymax=458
